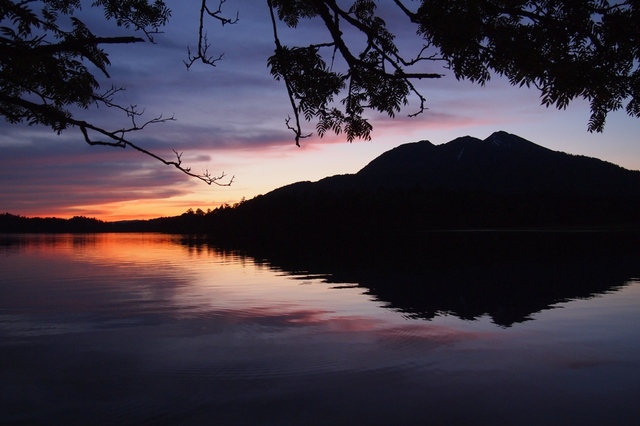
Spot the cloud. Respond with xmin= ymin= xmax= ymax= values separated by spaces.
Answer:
xmin=0 ymin=134 xmax=195 ymax=217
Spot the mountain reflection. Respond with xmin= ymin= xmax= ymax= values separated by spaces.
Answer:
xmin=182 ymin=231 xmax=640 ymax=327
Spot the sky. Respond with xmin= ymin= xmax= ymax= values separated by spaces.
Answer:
xmin=2 ymin=1 xmax=640 ymax=221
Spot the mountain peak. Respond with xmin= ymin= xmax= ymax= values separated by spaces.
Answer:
xmin=485 ymin=131 xmax=513 ymax=146
xmin=482 ymin=131 xmax=551 ymax=152
xmin=351 ymin=130 xmax=639 ymax=196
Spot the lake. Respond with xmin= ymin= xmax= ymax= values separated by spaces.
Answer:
xmin=1 ymin=232 xmax=639 ymax=425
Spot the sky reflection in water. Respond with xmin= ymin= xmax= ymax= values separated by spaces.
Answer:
xmin=1 ymin=233 xmax=639 ymax=425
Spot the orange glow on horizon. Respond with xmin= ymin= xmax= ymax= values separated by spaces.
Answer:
xmin=26 ymin=197 xmax=244 ymax=222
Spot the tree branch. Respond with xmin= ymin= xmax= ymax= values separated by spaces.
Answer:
xmin=185 ymin=0 xmax=238 ymax=69
xmin=0 ymin=92 xmax=233 ymax=186
xmin=268 ymin=0 xmax=311 ymax=146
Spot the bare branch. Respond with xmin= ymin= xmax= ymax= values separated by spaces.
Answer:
xmin=203 ymin=0 xmax=239 ymax=25
xmin=0 ymin=92 xmax=232 ymax=186
xmin=185 ymin=34 xmax=225 ymax=69
xmin=285 ymin=116 xmax=312 ymax=146
xmin=185 ymin=0 xmax=238 ymax=69
xmin=76 ymin=120 xmax=233 ymax=186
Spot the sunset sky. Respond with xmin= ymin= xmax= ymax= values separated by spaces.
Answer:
xmin=2 ymin=1 xmax=640 ymax=221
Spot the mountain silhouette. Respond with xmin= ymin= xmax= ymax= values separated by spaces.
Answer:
xmin=254 ymin=130 xmax=640 ymax=200
xmin=354 ymin=131 xmax=639 ymax=197
xmin=3 ymin=131 xmax=639 ymax=236
xmin=204 ymin=131 xmax=640 ymax=243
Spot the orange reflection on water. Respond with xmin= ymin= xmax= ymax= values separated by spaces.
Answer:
xmin=3 ymin=233 xmax=501 ymax=348
xmin=1 ymin=234 xmax=504 ymax=341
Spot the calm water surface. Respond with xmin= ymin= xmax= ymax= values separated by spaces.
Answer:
xmin=1 ymin=233 xmax=639 ymax=425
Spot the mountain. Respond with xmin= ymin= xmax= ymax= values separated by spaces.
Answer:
xmin=354 ymin=131 xmax=639 ymax=197
xmin=4 ymin=131 xmax=639 ymax=237
xmin=205 ymin=131 xmax=640 ymax=243
xmin=262 ymin=130 xmax=640 ymax=198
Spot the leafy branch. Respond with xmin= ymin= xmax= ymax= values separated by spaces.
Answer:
xmin=1 ymin=0 xmax=232 ymax=185
xmin=266 ymin=0 xmax=444 ymax=143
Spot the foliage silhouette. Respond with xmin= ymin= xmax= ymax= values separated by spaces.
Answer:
xmin=0 ymin=0 xmax=230 ymax=185
xmin=195 ymin=0 xmax=640 ymax=143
